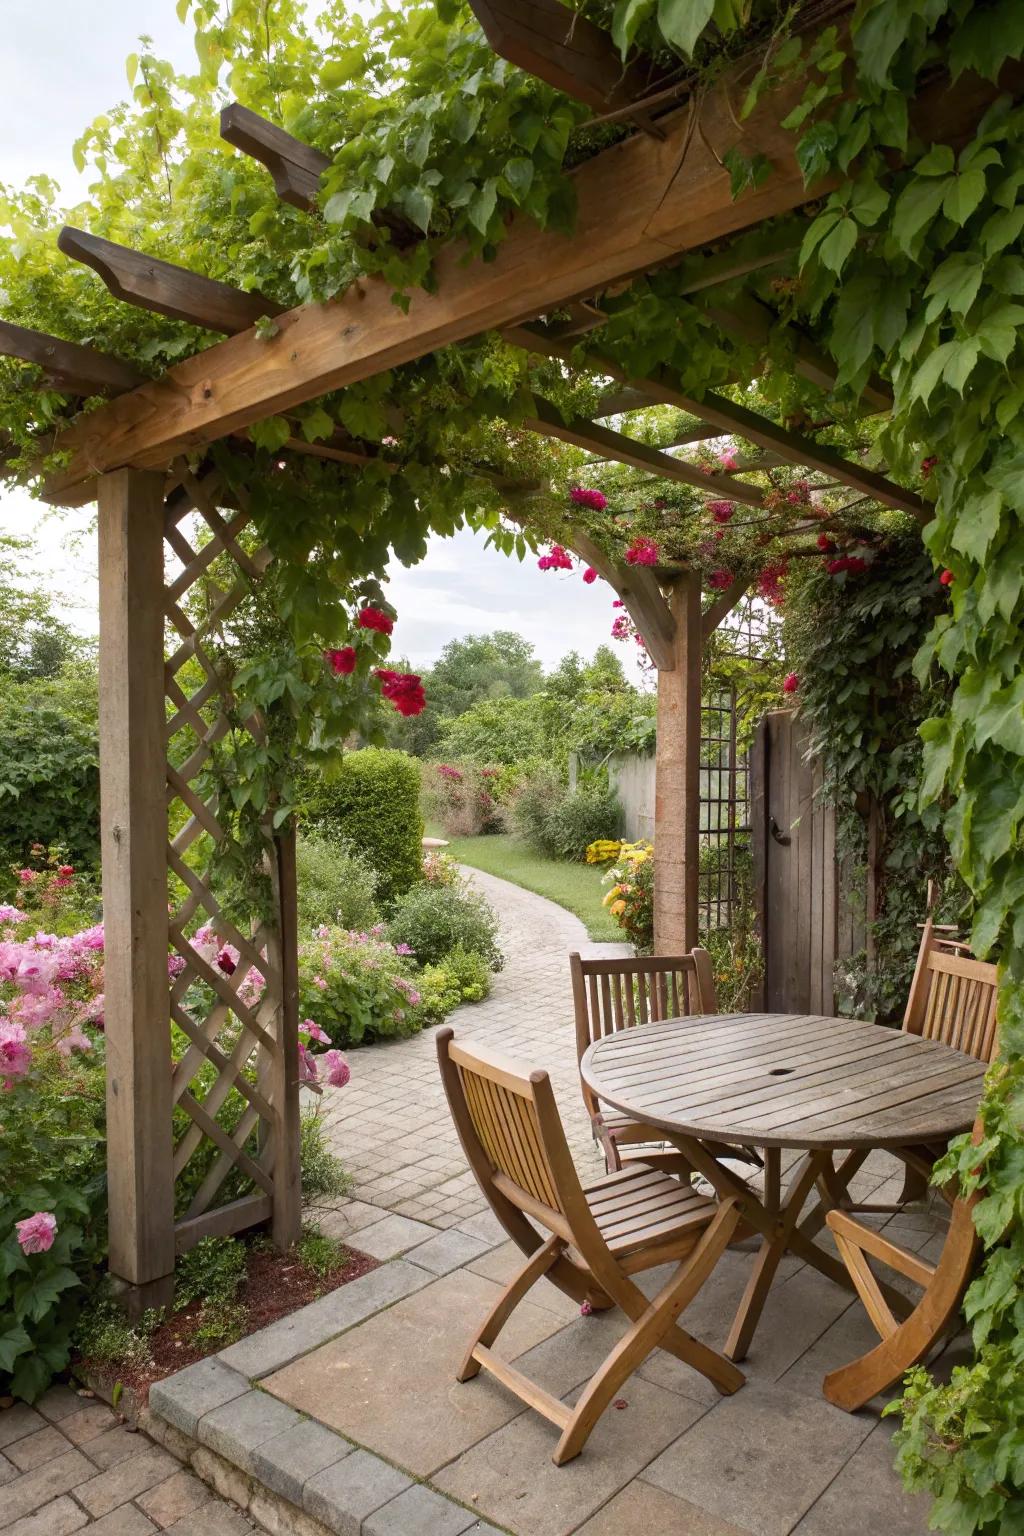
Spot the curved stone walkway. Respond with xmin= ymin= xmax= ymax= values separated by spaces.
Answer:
xmin=316 ymin=869 xmax=629 ymax=1240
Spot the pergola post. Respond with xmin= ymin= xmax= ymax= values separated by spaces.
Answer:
xmin=654 ymin=573 xmax=702 ymax=953
xmin=98 ymin=467 xmax=176 ymax=1315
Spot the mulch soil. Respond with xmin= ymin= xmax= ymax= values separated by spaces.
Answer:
xmin=78 ymin=1242 xmax=378 ymax=1405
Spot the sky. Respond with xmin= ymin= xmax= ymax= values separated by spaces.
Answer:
xmin=0 ymin=0 xmax=644 ymax=680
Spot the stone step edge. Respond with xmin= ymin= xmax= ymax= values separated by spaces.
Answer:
xmin=139 ymin=1360 xmax=508 ymax=1536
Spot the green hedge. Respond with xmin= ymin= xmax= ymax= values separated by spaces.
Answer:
xmin=301 ymin=748 xmax=423 ymax=906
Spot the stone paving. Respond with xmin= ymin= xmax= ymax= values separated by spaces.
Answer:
xmin=0 ymin=1384 xmax=255 ymax=1536
xmin=2 ymin=869 xmax=955 ymax=1536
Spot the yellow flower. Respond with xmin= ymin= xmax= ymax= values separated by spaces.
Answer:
xmin=601 ymin=883 xmax=624 ymax=907
xmin=609 ymin=899 xmax=626 ymax=917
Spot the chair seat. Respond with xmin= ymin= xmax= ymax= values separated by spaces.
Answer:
xmin=584 ymin=1162 xmax=718 ymax=1259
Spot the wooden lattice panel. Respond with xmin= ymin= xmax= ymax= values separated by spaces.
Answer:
xmin=161 ymin=461 xmax=298 ymax=1248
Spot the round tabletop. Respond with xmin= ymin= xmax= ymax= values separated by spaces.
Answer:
xmin=580 ymin=1011 xmax=987 ymax=1151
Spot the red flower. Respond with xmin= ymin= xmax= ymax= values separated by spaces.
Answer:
xmin=58 ymin=865 xmax=75 ymax=877
xmin=375 ymin=669 xmax=426 ymax=717
xmin=757 ymin=562 xmax=787 ymax=608
xmin=570 ymin=486 xmax=608 ymax=511
xmin=611 ymin=615 xmax=631 ymax=640
xmin=582 ymin=566 xmax=598 ymax=584
xmin=939 ymin=568 xmax=954 ymax=586
xmin=921 ymin=456 xmax=939 ymax=479
xmin=358 ymin=606 xmax=394 ymax=635
xmin=783 ymin=672 xmax=799 ymax=694
xmin=538 ymin=544 xmax=574 ymax=571
xmin=612 ymin=599 xmax=625 ymax=608
xmin=816 ymin=533 xmax=835 ymax=552
xmin=708 ymin=568 xmax=734 ymax=590
xmin=826 ymin=554 xmax=868 ymax=576
xmin=324 ymin=646 xmax=357 ymax=675
xmin=707 ymin=500 xmax=734 ymax=524
xmin=625 ymin=537 xmax=660 ymax=566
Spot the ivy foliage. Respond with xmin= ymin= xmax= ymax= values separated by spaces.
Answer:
xmin=1 ymin=0 xmax=1024 ymax=1519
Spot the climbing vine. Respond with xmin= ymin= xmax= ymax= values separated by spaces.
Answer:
xmin=2 ymin=1 xmax=1024 ymax=1521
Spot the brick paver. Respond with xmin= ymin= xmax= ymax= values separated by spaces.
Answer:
xmin=7 ymin=870 xmax=951 ymax=1536
xmin=0 ymin=1393 xmax=255 ymax=1536
xmin=317 ymin=868 xmax=625 ymax=1227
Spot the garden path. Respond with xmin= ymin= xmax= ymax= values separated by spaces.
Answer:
xmin=316 ymin=868 xmax=630 ymax=1231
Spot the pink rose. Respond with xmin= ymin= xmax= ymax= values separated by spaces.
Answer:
xmin=322 ymin=1050 xmax=351 ymax=1089
xmin=16 ymin=1212 xmax=57 ymax=1254
xmin=0 ymin=1019 xmax=31 ymax=1084
xmin=300 ymin=1020 xmax=330 ymax=1044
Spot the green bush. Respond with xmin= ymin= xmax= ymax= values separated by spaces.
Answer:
xmin=0 ymin=665 xmax=100 ymax=888
xmin=174 ymin=1236 xmax=246 ymax=1312
xmin=298 ymin=925 xmax=426 ymax=1047
xmin=296 ymin=833 xmax=381 ymax=933
xmin=438 ymin=942 xmax=492 ymax=1002
xmin=513 ymin=773 xmax=623 ymax=862
xmin=387 ymin=879 xmax=503 ymax=970
xmin=301 ymin=748 xmax=423 ymax=906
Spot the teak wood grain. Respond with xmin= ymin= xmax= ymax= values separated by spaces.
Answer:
xmin=436 ymin=1027 xmax=743 ymax=1463
xmin=581 ymin=1013 xmax=986 ymax=1150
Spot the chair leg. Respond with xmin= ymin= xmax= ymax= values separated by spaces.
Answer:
xmin=553 ymin=1201 xmax=744 ymax=1465
xmin=458 ymin=1233 xmax=564 ymax=1382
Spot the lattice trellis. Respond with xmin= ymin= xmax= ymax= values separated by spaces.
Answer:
xmin=160 ymin=461 xmax=299 ymax=1250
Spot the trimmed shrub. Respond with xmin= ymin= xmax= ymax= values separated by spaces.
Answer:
xmin=513 ymin=773 xmax=623 ymax=862
xmin=296 ymin=833 xmax=380 ymax=933
xmin=301 ymin=748 xmax=423 ymax=906
xmin=387 ymin=879 xmax=503 ymax=970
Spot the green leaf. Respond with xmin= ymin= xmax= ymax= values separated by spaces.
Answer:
xmin=914 ymin=144 xmax=956 ymax=178
xmin=982 ymin=205 xmax=1024 ymax=258
xmin=974 ymin=676 xmax=1024 ymax=754
xmin=656 ymin=0 xmax=715 ymax=56
xmin=299 ymin=406 xmax=334 ymax=443
xmin=0 ymin=1323 xmax=31 ymax=1373
xmin=818 ymin=215 xmax=857 ymax=273
xmin=952 ymin=488 xmax=1002 ymax=561
xmin=849 ymin=177 xmax=888 ymax=226
xmin=943 ymin=337 xmax=981 ymax=394
xmin=796 ymin=122 xmax=838 ymax=185
xmin=15 ymin=1266 xmax=80 ymax=1325
xmin=125 ymin=52 xmax=139 ymax=88
xmin=399 ymin=184 xmax=433 ymax=235
xmin=611 ymin=0 xmax=656 ymax=58
xmin=502 ymin=157 xmax=534 ymax=202
xmin=942 ymin=169 xmax=988 ymax=226
xmin=908 ymin=342 xmax=956 ymax=407
xmin=919 ymin=717 xmax=957 ymax=803
xmin=854 ymin=0 xmax=915 ymax=85
xmin=467 ymin=178 xmax=498 ymax=237
xmin=924 ymin=252 xmax=985 ymax=320
xmin=891 ymin=177 xmax=948 ymax=251
xmin=248 ymin=416 xmax=291 ymax=453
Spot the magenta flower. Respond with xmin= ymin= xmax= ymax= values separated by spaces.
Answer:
xmin=717 ymin=447 xmax=739 ymax=471
xmin=321 ymin=1049 xmax=351 ymax=1088
xmin=783 ymin=672 xmax=799 ymax=694
xmin=582 ymin=566 xmax=598 ymax=584
xmin=624 ymin=537 xmax=659 ymax=567
xmin=0 ymin=1019 xmax=31 ymax=1084
xmin=393 ymin=942 xmax=414 ymax=956
xmin=15 ymin=1212 xmax=57 ymax=1254
xmin=570 ymin=486 xmax=608 ymax=511
xmin=0 ymin=904 xmax=23 ymax=923
xmin=537 ymin=544 xmax=574 ymax=572
xmin=301 ymin=1019 xmax=331 ymax=1044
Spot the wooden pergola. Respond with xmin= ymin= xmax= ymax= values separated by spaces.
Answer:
xmin=2 ymin=0 xmax=1010 ymax=1310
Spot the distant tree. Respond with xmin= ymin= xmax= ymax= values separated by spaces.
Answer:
xmin=583 ymin=645 xmax=629 ymax=692
xmin=0 ymin=536 xmax=84 ymax=681
xmin=427 ymin=631 xmax=543 ymax=717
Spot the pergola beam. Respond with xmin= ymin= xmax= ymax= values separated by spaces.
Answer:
xmin=45 ymin=55 xmax=1013 ymax=504
xmin=0 ymin=319 xmax=145 ymax=396
xmin=509 ymin=325 xmax=923 ymax=518
xmin=58 ymin=227 xmax=284 ymax=335
xmin=220 ymin=103 xmax=330 ymax=211
xmin=527 ymin=397 xmax=765 ymax=507
xmin=568 ymin=528 xmax=676 ymax=672
xmin=702 ymin=576 xmax=753 ymax=641
xmin=465 ymin=0 xmax=670 ymax=133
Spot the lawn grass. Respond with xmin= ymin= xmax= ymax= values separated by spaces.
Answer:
xmin=439 ymin=831 xmax=624 ymax=943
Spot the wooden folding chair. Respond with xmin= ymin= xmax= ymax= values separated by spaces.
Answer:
xmin=823 ymin=1124 xmax=982 ymax=1411
xmin=569 ymin=950 xmax=718 ymax=1173
xmin=835 ymin=897 xmax=997 ymax=1213
xmin=436 ymin=1026 xmax=744 ymax=1464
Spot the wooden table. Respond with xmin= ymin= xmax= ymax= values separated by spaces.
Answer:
xmin=580 ymin=1011 xmax=986 ymax=1361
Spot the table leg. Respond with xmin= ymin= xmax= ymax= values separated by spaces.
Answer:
xmin=724 ymin=1150 xmax=832 ymax=1362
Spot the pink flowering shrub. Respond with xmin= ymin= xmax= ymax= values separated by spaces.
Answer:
xmin=0 ymin=950 xmax=107 ymax=1400
xmin=297 ymin=926 xmax=430 ymax=1048
xmin=423 ymin=761 xmax=504 ymax=837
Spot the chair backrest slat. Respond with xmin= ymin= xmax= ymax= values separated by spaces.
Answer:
xmin=903 ymin=914 xmax=999 ymax=1064
xmin=570 ymin=949 xmax=717 ymax=1117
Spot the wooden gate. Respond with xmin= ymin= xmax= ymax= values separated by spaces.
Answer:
xmin=750 ymin=710 xmax=864 ymax=1014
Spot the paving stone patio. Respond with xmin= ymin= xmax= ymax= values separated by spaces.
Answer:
xmin=1 ymin=869 xmax=954 ymax=1536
